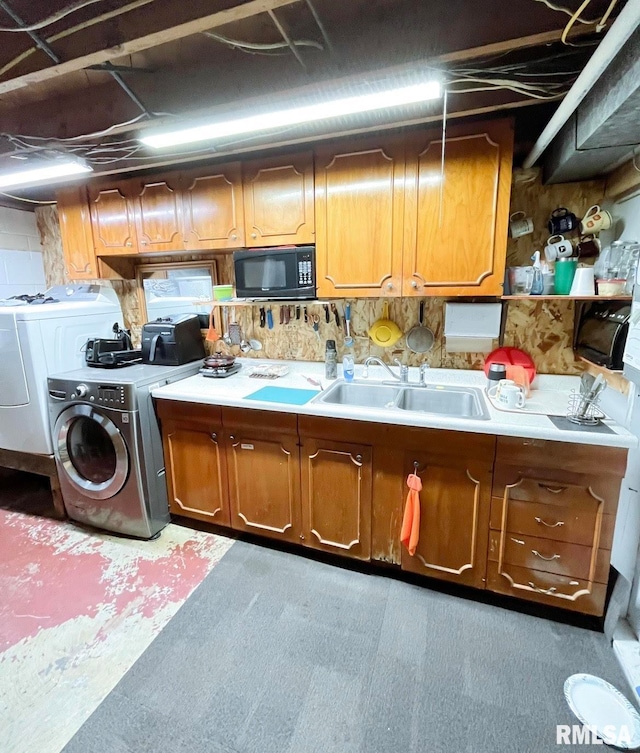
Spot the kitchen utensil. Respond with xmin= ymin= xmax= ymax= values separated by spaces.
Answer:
xmin=267 ymin=308 xmax=274 ymax=329
xmin=240 ymin=339 xmax=251 ymax=353
xmin=302 ymin=374 xmax=324 ymax=391
xmin=509 ymin=211 xmax=534 ymax=238
xmin=228 ymin=308 xmax=241 ymax=345
xmin=204 ymin=353 xmax=236 ymax=368
xmin=324 ymin=304 xmax=330 ymax=324
xmin=555 ymin=258 xmax=578 ymax=295
xmin=344 ymin=303 xmax=353 ymax=347
xmin=279 ymin=306 xmax=285 ymax=325
xmin=570 ymin=266 xmax=596 ymax=296
xmin=544 ymin=234 xmax=574 ymax=262
xmin=368 ymin=300 xmax=402 ymax=348
xmin=580 ymin=205 xmax=613 ymax=234
xmin=312 ymin=314 xmax=320 ymax=341
xmin=580 ymin=372 xmax=595 ymax=396
xmin=222 ymin=307 xmax=232 ymax=345
xmin=206 ymin=307 xmax=219 ymax=342
xmin=548 ymin=207 xmax=578 ymax=234
xmin=484 ymin=347 xmax=536 ymax=383
xmin=259 ymin=307 xmax=266 ymax=328
xmin=247 ymin=364 xmax=289 ymax=379
xmin=406 ymin=301 xmax=435 ymax=354
xmin=296 ymin=306 xmax=301 ymax=320
xmin=249 ymin=338 xmax=262 ymax=351
xmin=331 ymin=303 xmax=340 ymax=327
xmin=568 ymin=373 xmax=607 ymax=425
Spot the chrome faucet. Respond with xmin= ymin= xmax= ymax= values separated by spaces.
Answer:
xmin=417 ymin=363 xmax=430 ymax=387
xmin=363 ymin=356 xmax=409 ymax=383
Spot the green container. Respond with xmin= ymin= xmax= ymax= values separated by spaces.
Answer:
xmin=554 ymin=259 xmax=578 ymax=295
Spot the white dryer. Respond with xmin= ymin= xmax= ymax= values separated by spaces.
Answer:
xmin=0 ymin=284 xmax=123 ymax=455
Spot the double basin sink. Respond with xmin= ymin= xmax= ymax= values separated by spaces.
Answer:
xmin=313 ymin=380 xmax=490 ymax=420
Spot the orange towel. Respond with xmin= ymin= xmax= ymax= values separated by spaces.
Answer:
xmin=401 ymin=473 xmax=422 ymax=556
xmin=206 ymin=307 xmax=220 ymax=342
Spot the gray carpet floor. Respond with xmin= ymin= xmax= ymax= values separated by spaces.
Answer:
xmin=64 ymin=540 xmax=633 ymax=753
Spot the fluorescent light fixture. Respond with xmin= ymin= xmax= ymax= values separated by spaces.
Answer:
xmin=140 ymin=80 xmax=442 ymax=149
xmin=0 ymin=159 xmax=92 ymax=190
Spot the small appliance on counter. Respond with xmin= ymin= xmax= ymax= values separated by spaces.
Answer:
xmin=85 ymin=323 xmax=142 ymax=368
xmin=141 ymin=314 xmax=205 ymax=366
xmin=575 ymin=301 xmax=631 ymax=370
xmin=233 ymin=246 xmax=315 ymax=299
xmin=200 ymin=354 xmax=241 ymax=378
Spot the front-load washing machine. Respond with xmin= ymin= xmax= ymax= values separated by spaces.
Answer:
xmin=48 ymin=362 xmax=200 ymax=538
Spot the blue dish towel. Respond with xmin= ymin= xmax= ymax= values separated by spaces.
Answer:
xmin=244 ymin=386 xmax=318 ymax=405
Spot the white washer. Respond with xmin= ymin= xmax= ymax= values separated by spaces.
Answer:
xmin=0 ymin=284 xmax=123 ymax=455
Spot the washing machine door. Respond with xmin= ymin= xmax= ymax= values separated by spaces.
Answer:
xmin=54 ymin=405 xmax=129 ymax=500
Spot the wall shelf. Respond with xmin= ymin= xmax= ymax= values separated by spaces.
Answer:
xmin=502 ymin=295 xmax=632 ymax=301
xmin=197 ymin=299 xmax=332 ymax=307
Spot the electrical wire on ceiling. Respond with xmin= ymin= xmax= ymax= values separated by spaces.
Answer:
xmin=531 ymin=0 xmax=619 ymax=44
xmin=0 ymin=191 xmax=55 ymax=203
xmin=0 ymin=0 xmax=155 ymax=78
xmin=202 ymin=31 xmax=323 ymax=56
xmin=0 ymin=0 xmax=111 ymax=32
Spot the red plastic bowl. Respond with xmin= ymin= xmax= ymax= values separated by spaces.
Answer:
xmin=483 ymin=347 xmax=536 ymax=383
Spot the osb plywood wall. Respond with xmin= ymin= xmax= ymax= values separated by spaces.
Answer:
xmin=36 ymin=193 xmax=586 ymax=375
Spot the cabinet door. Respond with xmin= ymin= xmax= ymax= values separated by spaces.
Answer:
xmin=56 ymin=186 xmax=97 ymax=279
xmin=401 ymin=453 xmax=492 ymax=588
xmin=162 ymin=421 xmax=230 ymax=526
xmin=243 ymin=152 xmax=314 ymax=246
xmin=300 ymin=438 xmax=372 ymax=560
xmin=182 ymin=164 xmax=245 ymax=249
xmin=133 ymin=175 xmax=184 ymax=252
xmin=226 ymin=431 xmax=301 ymax=543
xmin=314 ymin=137 xmax=405 ymax=297
xmin=403 ymin=119 xmax=513 ymax=296
xmin=88 ymin=183 xmax=137 ymax=255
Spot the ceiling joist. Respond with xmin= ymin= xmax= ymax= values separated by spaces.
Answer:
xmin=0 ymin=0 xmax=301 ymax=95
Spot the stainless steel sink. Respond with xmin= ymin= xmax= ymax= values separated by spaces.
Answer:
xmin=396 ymin=386 xmax=489 ymax=419
xmin=314 ymin=380 xmax=489 ymax=420
xmin=316 ymin=382 xmax=401 ymax=408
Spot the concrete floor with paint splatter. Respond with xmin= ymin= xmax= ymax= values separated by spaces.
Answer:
xmin=0 ymin=470 xmax=233 ymax=753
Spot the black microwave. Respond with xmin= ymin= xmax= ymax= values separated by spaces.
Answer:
xmin=574 ymin=301 xmax=631 ymax=370
xmin=233 ymin=246 xmax=316 ymax=299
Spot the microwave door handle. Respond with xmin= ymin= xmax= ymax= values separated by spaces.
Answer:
xmin=149 ymin=333 xmax=161 ymax=363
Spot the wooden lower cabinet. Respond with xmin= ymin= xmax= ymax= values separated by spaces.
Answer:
xmin=300 ymin=438 xmax=372 ymax=560
xmin=400 ymin=453 xmax=492 ymax=589
xmin=158 ymin=403 xmax=230 ymax=526
xmin=156 ymin=402 xmax=627 ymax=616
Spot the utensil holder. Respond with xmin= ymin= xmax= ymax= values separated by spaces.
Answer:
xmin=566 ymin=390 xmax=605 ymax=426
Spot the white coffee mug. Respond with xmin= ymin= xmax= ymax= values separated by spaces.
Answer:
xmin=495 ymin=380 xmax=526 ymax=409
xmin=580 ymin=205 xmax=612 ymax=234
xmin=544 ymin=234 xmax=574 ymax=262
xmin=509 ymin=211 xmax=534 ymax=238
xmin=488 ymin=378 xmax=514 ymax=398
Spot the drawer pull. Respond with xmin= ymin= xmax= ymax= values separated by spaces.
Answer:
xmin=538 ymin=483 xmax=568 ymax=494
xmin=528 ymin=582 xmax=557 ymax=595
xmin=210 ymin=432 xmax=217 ymax=441
xmin=511 ymin=537 xmax=525 ymax=545
xmin=534 ymin=516 xmax=565 ymax=528
xmin=532 ymin=549 xmax=560 ymax=562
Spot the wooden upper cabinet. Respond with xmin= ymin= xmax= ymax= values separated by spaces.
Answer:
xmin=56 ymin=186 xmax=97 ymax=279
xmin=182 ymin=164 xmax=245 ymax=250
xmin=314 ymin=137 xmax=405 ymax=297
xmin=300 ymin=437 xmax=372 ymax=560
xmin=403 ymin=119 xmax=514 ymax=296
xmin=243 ymin=152 xmax=315 ymax=247
xmin=88 ymin=182 xmax=138 ymax=255
xmin=132 ymin=175 xmax=183 ymax=252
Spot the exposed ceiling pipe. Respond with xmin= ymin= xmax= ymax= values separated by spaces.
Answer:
xmin=523 ymin=0 xmax=640 ymax=169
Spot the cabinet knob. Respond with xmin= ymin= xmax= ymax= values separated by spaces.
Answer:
xmin=210 ymin=432 xmax=217 ymax=441
xmin=355 ymin=454 xmax=363 ymax=464
xmin=386 ymin=283 xmax=393 ymax=291
xmin=126 ymin=241 xmax=132 ymax=246
xmin=231 ymin=234 xmax=237 ymax=241
xmin=299 ymin=534 xmax=305 ymax=541
xmin=411 ymin=281 xmax=418 ymax=289
xmin=229 ymin=435 xmax=235 ymax=441
xmin=251 ymin=233 xmax=257 ymax=239
xmin=141 ymin=240 xmax=147 ymax=245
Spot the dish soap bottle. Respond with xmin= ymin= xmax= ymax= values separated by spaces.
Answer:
xmin=343 ymin=354 xmax=355 ymax=382
xmin=325 ymin=339 xmax=338 ymax=380
xmin=530 ymin=251 xmax=544 ymax=295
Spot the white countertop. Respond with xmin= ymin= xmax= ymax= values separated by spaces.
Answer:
xmin=152 ymin=359 xmax=637 ymax=449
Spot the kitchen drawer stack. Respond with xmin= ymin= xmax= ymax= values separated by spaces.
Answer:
xmin=487 ymin=437 xmax=624 ymax=615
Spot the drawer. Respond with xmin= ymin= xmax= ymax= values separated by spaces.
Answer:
xmin=486 ymin=561 xmax=607 ymax=616
xmin=156 ymin=399 xmax=222 ymax=427
xmin=488 ymin=530 xmax=610 ymax=583
xmin=490 ymin=495 xmax=615 ymax=547
xmin=492 ymin=471 xmax=620 ymax=516
xmin=221 ymin=406 xmax=298 ymax=435
xmin=495 ymin=436 xmax=627 ymax=476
